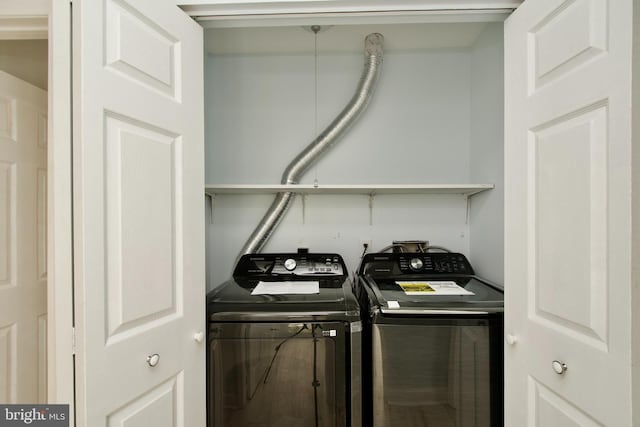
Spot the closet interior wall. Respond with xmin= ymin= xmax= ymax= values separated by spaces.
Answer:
xmin=204 ymin=22 xmax=505 ymax=289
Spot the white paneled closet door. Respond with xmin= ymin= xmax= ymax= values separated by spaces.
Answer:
xmin=72 ymin=0 xmax=205 ymax=425
xmin=505 ymin=0 xmax=633 ymax=425
xmin=0 ymin=71 xmax=48 ymax=403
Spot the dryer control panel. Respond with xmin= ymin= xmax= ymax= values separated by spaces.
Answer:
xmin=359 ymin=252 xmax=474 ymax=276
xmin=234 ymin=252 xmax=346 ymax=278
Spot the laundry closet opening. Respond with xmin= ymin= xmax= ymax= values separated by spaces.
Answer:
xmin=202 ymin=19 xmax=505 ymax=290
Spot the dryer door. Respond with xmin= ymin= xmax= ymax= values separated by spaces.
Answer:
xmin=208 ymin=322 xmax=347 ymax=427
xmin=371 ymin=315 xmax=503 ymax=427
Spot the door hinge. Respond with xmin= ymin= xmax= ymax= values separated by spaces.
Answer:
xmin=72 ymin=327 xmax=76 ymax=355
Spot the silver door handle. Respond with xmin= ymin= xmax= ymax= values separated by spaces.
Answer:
xmin=552 ymin=360 xmax=567 ymax=375
xmin=147 ymin=353 xmax=160 ymax=367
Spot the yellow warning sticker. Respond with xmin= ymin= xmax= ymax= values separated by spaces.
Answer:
xmin=396 ymin=281 xmax=475 ymax=296
xmin=397 ymin=282 xmax=435 ymax=294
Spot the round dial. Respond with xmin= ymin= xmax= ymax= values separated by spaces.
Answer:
xmin=283 ymin=258 xmax=297 ymax=271
xmin=409 ymin=257 xmax=424 ymax=271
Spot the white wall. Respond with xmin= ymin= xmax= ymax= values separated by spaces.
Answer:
xmin=631 ymin=0 xmax=640 ymax=419
xmin=206 ymin=193 xmax=470 ymax=288
xmin=205 ymin=48 xmax=472 ymax=185
xmin=0 ymin=40 xmax=47 ymax=90
xmin=469 ymin=23 xmax=504 ymax=285
xmin=204 ymin=24 xmax=503 ymax=289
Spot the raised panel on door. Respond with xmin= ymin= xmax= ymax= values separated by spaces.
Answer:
xmin=531 ymin=104 xmax=608 ymax=347
xmin=505 ymin=0 xmax=633 ymax=425
xmin=0 ymin=71 xmax=48 ymax=403
xmin=0 ymin=159 xmax=15 ymax=291
xmin=72 ymin=0 xmax=204 ymax=425
xmin=103 ymin=113 xmax=182 ymax=341
xmin=528 ymin=378 xmax=603 ymax=427
xmin=0 ymin=323 xmax=16 ymax=402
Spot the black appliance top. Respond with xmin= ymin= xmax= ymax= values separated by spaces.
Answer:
xmin=357 ymin=252 xmax=503 ymax=313
xmin=207 ymin=252 xmax=360 ymax=322
xmin=358 ymin=251 xmax=475 ymax=276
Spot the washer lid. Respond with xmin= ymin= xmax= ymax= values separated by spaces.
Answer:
xmin=207 ymin=275 xmax=360 ymax=320
xmin=364 ymin=275 xmax=504 ymax=313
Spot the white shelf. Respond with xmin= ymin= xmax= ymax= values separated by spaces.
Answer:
xmin=204 ymin=183 xmax=494 ymax=197
xmin=204 ymin=184 xmax=494 ymax=225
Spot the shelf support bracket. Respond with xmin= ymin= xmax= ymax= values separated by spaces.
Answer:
xmin=206 ymin=193 xmax=215 ymax=224
xmin=302 ymin=194 xmax=307 ymax=224
xmin=369 ymin=193 xmax=375 ymax=226
xmin=465 ymin=194 xmax=470 ymax=225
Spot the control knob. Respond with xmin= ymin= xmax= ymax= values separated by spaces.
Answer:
xmin=409 ymin=257 xmax=424 ymax=271
xmin=283 ymin=258 xmax=297 ymax=271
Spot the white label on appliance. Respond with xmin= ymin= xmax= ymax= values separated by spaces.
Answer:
xmin=251 ymin=281 xmax=319 ymax=295
xmin=387 ymin=300 xmax=400 ymax=308
xmin=396 ymin=281 xmax=475 ymax=296
xmin=350 ymin=321 xmax=363 ymax=333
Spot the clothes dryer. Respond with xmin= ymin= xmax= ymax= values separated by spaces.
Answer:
xmin=355 ymin=251 xmax=504 ymax=427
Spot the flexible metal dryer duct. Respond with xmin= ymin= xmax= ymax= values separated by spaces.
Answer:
xmin=239 ymin=33 xmax=384 ymax=256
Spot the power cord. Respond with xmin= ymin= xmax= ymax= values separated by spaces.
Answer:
xmin=248 ymin=324 xmax=308 ymax=400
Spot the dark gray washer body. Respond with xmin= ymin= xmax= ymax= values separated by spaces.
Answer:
xmin=207 ymin=252 xmax=361 ymax=427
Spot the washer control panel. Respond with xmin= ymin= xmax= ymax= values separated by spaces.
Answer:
xmin=235 ymin=253 xmax=346 ymax=277
xmin=398 ymin=253 xmax=471 ymax=274
xmin=359 ymin=252 xmax=474 ymax=276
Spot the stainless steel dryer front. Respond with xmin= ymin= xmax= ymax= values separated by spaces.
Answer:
xmin=207 ymin=252 xmax=361 ymax=427
xmin=355 ymin=251 xmax=504 ymax=427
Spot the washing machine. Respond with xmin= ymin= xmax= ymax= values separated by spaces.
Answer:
xmin=207 ymin=251 xmax=362 ymax=427
xmin=355 ymin=251 xmax=504 ymax=427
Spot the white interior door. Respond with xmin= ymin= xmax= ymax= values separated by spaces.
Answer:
xmin=0 ymin=70 xmax=48 ymax=403
xmin=72 ymin=0 xmax=205 ymax=425
xmin=505 ymin=0 xmax=633 ymax=425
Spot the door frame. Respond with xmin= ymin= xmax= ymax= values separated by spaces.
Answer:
xmin=0 ymin=0 xmax=75 ymax=420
